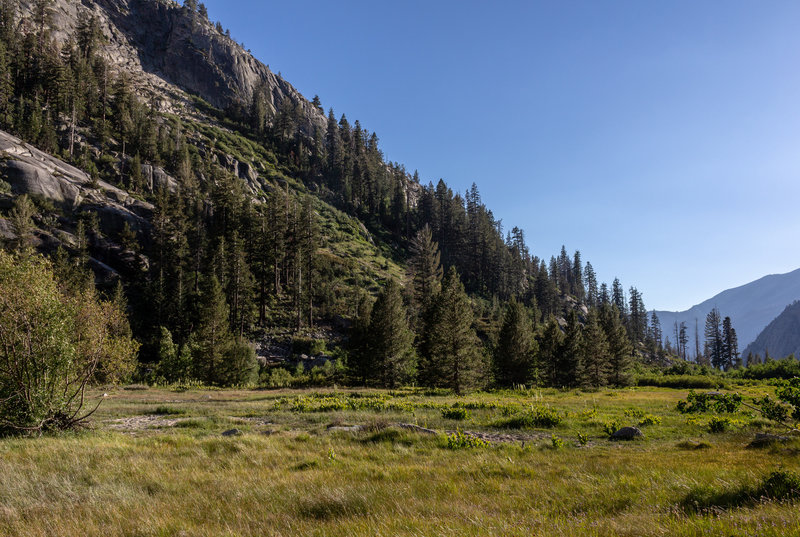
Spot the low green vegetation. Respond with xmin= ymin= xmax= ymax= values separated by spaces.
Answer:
xmin=0 ymin=385 xmax=796 ymax=536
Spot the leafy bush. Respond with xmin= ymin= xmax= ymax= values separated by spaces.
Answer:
xmin=760 ymin=469 xmax=800 ymax=500
xmin=0 ymin=251 xmax=138 ymax=434
xmin=441 ymin=407 xmax=470 ymax=420
xmin=577 ymin=432 xmax=589 ymax=446
xmin=218 ymin=339 xmax=259 ymax=386
xmin=676 ymin=390 xmax=742 ymax=414
xmin=775 ymin=377 xmax=800 ymax=421
xmin=550 ymin=434 xmax=564 ymax=449
xmin=445 ymin=430 xmax=489 ymax=449
xmin=603 ymin=420 xmax=621 ymax=437
xmin=637 ymin=414 xmax=661 ymax=426
xmin=731 ymin=357 xmax=800 ymax=380
xmin=263 ymin=367 xmax=294 ymax=388
xmin=292 ymin=337 xmax=327 ymax=356
xmin=707 ymin=416 xmax=740 ymax=433
xmin=753 ymin=395 xmax=789 ymax=424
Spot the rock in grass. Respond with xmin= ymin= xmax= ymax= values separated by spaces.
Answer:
xmin=610 ymin=426 xmax=643 ymax=440
xmin=747 ymin=432 xmax=791 ymax=448
xmin=222 ymin=428 xmax=242 ymax=437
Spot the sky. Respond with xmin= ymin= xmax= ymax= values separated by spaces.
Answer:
xmin=199 ymin=0 xmax=800 ymax=312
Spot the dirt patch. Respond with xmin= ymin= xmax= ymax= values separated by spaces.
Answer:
xmin=328 ymin=422 xmax=552 ymax=445
xmin=108 ymin=415 xmax=192 ymax=431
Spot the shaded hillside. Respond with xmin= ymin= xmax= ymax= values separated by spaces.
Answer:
xmin=655 ymin=268 xmax=800 ymax=352
xmin=743 ymin=301 xmax=800 ymax=360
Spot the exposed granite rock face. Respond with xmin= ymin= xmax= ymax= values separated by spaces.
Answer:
xmin=0 ymin=130 xmax=152 ymax=234
xmin=17 ymin=0 xmax=325 ymax=133
xmin=141 ymin=163 xmax=179 ymax=193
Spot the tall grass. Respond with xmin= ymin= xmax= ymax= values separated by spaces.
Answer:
xmin=0 ymin=386 xmax=797 ymax=536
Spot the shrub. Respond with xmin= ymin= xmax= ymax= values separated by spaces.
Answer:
xmin=0 ymin=251 xmax=138 ymax=434
xmin=707 ymin=416 xmax=739 ymax=433
xmin=775 ymin=377 xmax=800 ymax=421
xmin=624 ymin=408 xmax=645 ymax=419
xmin=292 ymin=337 xmax=327 ymax=356
xmin=218 ymin=339 xmax=259 ymax=386
xmin=603 ymin=420 xmax=621 ymax=437
xmin=676 ymin=390 xmax=742 ymax=414
xmin=551 ymin=434 xmax=564 ymax=449
xmin=264 ymin=367 xmax=294 ymax=388
xmin=577 ymin=432 xmax=589 ymax=446
xmin=637 ymin=414 xmax=662 ymax=426
xmin=731 ymin=357 xmax=800 ymax=380
xmin=441 ymin=407 xmax=470 ymax=420
xmin=494 ymin=406 xmax=562 ymax=429
xmin=753 ymin=395 xmax=789 ymax=424
xmin=446 ymin=430 xmax=489 ymax=449
xmin=760 ymin=469 xmax=800 ymax=500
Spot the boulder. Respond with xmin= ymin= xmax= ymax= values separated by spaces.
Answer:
xmin=747 ymin=432 xmax=792 ymax=448
xmin=610 ymin=426 xmax=643 ymax=441
xmin=222 ymin=428 xmax=242 ymax=437
xmin=2 ymin=159 xmax=80 ymax=205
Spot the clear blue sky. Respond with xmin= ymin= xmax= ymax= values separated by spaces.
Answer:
xmin=200 ymin=0 xmax=800 ymax=312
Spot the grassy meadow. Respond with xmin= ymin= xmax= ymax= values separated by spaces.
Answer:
xmin=0 ymin=384 xmax=798 ymax=536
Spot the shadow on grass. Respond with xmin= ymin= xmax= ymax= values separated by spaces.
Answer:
xmin=681 ymin=470 xmax=800 ymax=513
xmin=297 ymin=494 xmax=369 ymax=520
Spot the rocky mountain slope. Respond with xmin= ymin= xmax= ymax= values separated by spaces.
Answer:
xmin=655 ymin=268 xmax=800 ymax=352
xmin=16 ymin=0 xmax=324 ymax=127
xmin=743 ymin=301 xmax=800 ymax=360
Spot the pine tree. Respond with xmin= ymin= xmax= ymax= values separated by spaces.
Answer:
xmin=493 ymin=298 xmax=537 ymax=386
xmin=649 ymin=311 xmax=662 ymax=351
xmin=585 ymin=262 xmax=598 ymax=307
xmin=627 ymin=287 xmax=647 ymax=343
xmin=156 ymin=326 xmax=192 ymax=382
xmin=192 ymin=275 xmax=233 ymax=385
xmin=408 ymin=224 xmax=442 ymax=317
xmin=9 ymin=194 xmax=36 ymax=248
xmin=422 ymin=267 xmax=484 ymax=393
xmin=572 ymin=251 xmax=585 ymax=301
xmin=349 ymin=292 xmax=374 ymax=384
xmin=612 ymin=278 xmax=626 ymax=317
xmin=555 ymin=310 xmax=583 ymax=387
xmin=721 ymin=316 xmax=739 ymax=370
xmin=581 ymin=308 xmax=610 ymax=387
xmin=601 ymin=303 xmax=633 ymax=386
xmin=704 ymin=307 xmax=724 ymax=369
xmin=538 ymin=315 xmax=564 ymax=386
xmin=367 ymin=279 xmax=416 ymax=387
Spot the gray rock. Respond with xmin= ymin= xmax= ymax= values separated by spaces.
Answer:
xmin=222 ymin=428 xmax=242 ymax=437
xmin=141 ymin=164 xmax=178 ymax=193
xmin=2 ymin=159 xmax=80 ymax=205
xmin=610 ymin=426 xmax=643 ymax=441
xmin=747 ymin=432 xmax=791 ymax=448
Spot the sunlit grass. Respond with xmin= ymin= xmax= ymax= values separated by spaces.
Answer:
xmin=0 ymin=385 xmax=798 ymax=536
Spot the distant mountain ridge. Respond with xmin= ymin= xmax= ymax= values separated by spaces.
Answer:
xmin=654 ymin=268 xmax=800 ymax=353
xmin=743 ymin=301 xmax=800 ymax=360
